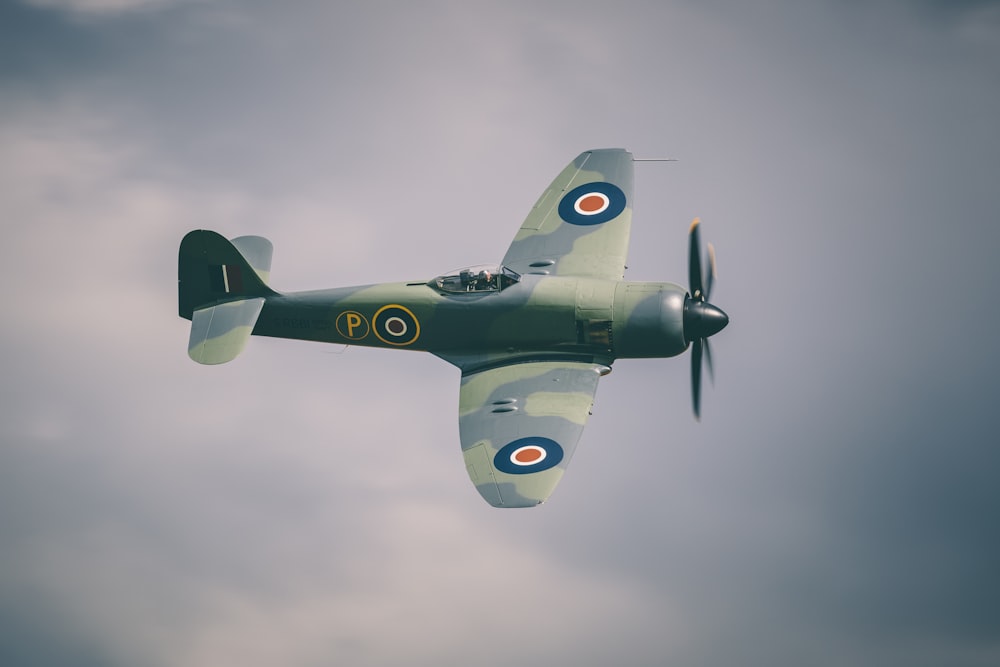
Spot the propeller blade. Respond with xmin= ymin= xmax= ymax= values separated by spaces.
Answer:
xmin=704 ymin=338 xmax=714 ymax=385
xmin=705 ymin=242 xmax=717 ymax=301
xmin=691 ymin=336 xmax=703 ymax=420
xmin=688 ymin=218 xmax=704 ymax=300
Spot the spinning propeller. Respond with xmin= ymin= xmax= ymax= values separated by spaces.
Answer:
xmin=683 ymin=218 xmax=729 ymax=419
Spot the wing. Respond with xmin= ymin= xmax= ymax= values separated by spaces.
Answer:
xmin=458 ymin=360 xmax=609 ymax=507
xmin=501 ymin=148 xmax=634 ymax=281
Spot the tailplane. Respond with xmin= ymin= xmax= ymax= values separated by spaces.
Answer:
xmin=178 ymin=230 xmax=278 ymax=364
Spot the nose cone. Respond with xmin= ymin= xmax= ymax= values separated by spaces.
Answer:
xmin=684 ymin=300 xmax=729 ymax=342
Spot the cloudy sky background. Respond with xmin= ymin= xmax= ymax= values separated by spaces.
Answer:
xmin=2 ymin=0 xmax=999 ymax=665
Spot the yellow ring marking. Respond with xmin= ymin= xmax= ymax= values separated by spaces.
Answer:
xmin=372 ymin=304 xmax=421 ymax=346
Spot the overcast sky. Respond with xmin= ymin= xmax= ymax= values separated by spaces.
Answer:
xmin=2 ymin=1 xmax=1000 ymax=665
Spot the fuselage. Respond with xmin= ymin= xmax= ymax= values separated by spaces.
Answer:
xmin=251 ymin=274 xmax=690 ymax=367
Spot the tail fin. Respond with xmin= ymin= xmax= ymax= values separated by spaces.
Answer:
xmin=179 ymin=230 xmax=275 ymax=318
xmin=178 ymin=230 xmax=278 ymax=364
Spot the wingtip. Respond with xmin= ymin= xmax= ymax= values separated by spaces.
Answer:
xmin=689 ymin=217 xmax=701 ymax=234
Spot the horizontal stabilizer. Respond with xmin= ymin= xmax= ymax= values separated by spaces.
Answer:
xmin=188 ymin=297 xmax=265 ymax=364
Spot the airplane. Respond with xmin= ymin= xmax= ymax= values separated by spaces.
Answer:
xmin=178 ymin=148 xmax=729 ymax=507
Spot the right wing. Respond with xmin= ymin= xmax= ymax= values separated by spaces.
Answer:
xmin=458 ymin=360 xmax=608 ymax=507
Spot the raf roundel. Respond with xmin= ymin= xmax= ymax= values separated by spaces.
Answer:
xmin=373 ymin=304 xmax=420 ymax=346
xmin=494 ymin=437 xmax=564 ymax=475
xmin=557 ymin=182 xmax=627 ymax=226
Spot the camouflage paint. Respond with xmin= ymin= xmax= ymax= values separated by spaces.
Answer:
xmin=178 ymin=149 xmax=722 ymax=506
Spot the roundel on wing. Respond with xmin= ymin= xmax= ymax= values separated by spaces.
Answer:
xmin=557 ymin=182 xmax=627 ymax=226
xmin=373 ymin=304 xmax=420 ymax=346
xmin=494 ymin=437 xmax=564 ymax=475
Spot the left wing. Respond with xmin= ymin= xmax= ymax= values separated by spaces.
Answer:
xmin=458 ymin=360 xmax=609 ymax=507
xmin=501 ymin=148 xmax=634 ymax=281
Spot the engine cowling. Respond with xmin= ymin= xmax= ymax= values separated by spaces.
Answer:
xmin=612 ymin=281 xmax=689 ymax=359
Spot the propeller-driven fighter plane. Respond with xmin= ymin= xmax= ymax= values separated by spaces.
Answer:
xmin=178 ymin=149 xmax=728 ymax=507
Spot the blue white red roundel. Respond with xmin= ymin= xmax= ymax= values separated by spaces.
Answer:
xmin=494 ymin=437 xmax=564 ymax=475
xmin=558 ymin=182 xmax=627 ymax=226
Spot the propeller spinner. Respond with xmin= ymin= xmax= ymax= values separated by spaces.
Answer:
xmin=683 ymin=218 xmax=729 ymax=419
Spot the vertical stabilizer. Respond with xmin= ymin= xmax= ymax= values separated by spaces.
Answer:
xmin=178 ymin=230 xmax=277 ymax=364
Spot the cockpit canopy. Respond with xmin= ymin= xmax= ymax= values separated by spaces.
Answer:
xmin=431 ymin=265 xmax=520 ymax=294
